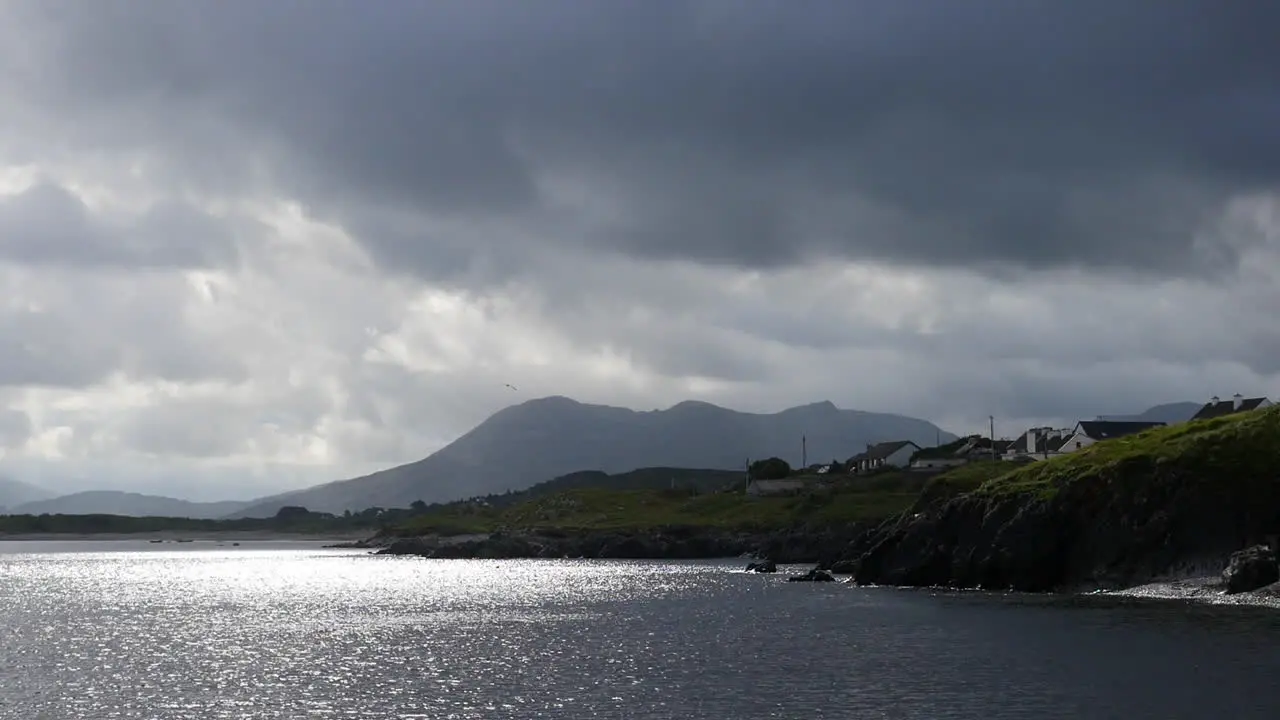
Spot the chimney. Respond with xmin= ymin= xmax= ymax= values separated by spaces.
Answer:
xmin=1210 ymin=395 xmax=1220 ymax=406
xmin=1026 ymin=428 xmax=1037 ymax=453
xmin=1233 ymin=393 xmax=1243 ymax=411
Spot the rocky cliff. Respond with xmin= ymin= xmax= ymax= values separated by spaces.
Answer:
xmin=849 ymin=407 xmax=1280 ymax=592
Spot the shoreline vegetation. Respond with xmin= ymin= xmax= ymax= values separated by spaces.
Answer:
xmin=4 ymin=408 xmax=1278 ymax=602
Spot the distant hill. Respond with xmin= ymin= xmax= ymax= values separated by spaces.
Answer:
xmin=0 ymin=476 xmax=52 ymax=512
xmin=482 ymin=467 xmax=748 ymax=507
xmin=229 ymin=396 xmax=955 ymax=517
xmin=11 ymin=491 xmax=251 ymax=519
xmin=1098 ymin=401 xmax=1201 ymax=425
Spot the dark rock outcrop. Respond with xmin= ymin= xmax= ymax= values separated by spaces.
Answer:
xmin=753 ymin=526 xmax=867 ymax=566
xmin=1222 ymin=545 xmax=1279 ymax=594
xmin=827 ymin=559 xmax=859 ymax=574
xmin=746 ymin=560 xmax=778 ymax=573
xmin=849 ymin=460 xmax=1280 ymax=592
xmin=787 ymin=567 xmax=835 ymax=582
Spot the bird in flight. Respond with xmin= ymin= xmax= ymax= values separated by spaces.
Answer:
xmin=504 ymin=383 xmax=518 ymax=391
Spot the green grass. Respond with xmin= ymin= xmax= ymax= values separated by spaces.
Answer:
xmin=914 ymin=460 xmax=1023 ymax=507
xmin=977 ymin=406 xmax=1280 ymax=500
xmin=393 ymin=471 xmax=937 ymax=536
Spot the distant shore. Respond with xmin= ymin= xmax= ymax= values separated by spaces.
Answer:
xmin=0 ymin=529 xmax=373 ymax=542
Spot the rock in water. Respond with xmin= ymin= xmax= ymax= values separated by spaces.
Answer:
xmin=1222 ymin=545 xmax=1279 ymax=594
xmin=787 ymin=568 xmax=835 ymax=582
xmin=746 ymin=560 xmax=778 ymax=573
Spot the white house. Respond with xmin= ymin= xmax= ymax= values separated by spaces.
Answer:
xmin=850 ymin=440 xmax=921 ymax=473
xmin=1057 ymin=420 xmax=1165 ymax=453
xmin=1005 ymin=426 xmax=1073 ymax=461
xmin=909 ymin=456 xmax=969 ymax=471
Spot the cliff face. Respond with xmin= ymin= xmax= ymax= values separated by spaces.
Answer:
xmin=852 ymin=409 xmax=1280 ymax=592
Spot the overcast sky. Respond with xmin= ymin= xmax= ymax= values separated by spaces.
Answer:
xmin=1 ymin=1 xmax=1278 ymax=500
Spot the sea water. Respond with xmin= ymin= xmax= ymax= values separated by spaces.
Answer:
xmin=2 ymin=541 xmax=1278 ymax=719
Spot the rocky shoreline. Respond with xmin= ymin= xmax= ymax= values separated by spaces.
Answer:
xmin=336 ymin=458 xmax=1280 ymax=603
xmin=842 ymin=470 xmax=1280 ymax=596
xmin=340 ymin=519 xmax=1280 ymax=602
xmin=336 ymin=524 xmax=871 ymax=565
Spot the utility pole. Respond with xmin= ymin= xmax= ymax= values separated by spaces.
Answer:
xmin=989 ymin=415 xmax=996 ymax=461
xmin=744 ymin=458 xmax=750 ymax=493
xmin=802 ymin=435 xmax=807 ymax=469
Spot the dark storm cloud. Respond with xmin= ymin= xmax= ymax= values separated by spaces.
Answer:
xmin=6 ymin=0 xmax=1280 ymax=277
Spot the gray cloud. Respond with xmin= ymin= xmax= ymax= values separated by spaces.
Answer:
xmin=0 ymin=1 xmax=1278 ymax=502
xmin=4 ymin=0 xmax=1278 ymax=280
xmin=114 ymin=384 xmax=336 ymax=459
xmin=0 ymin=407 xmax=31 ymax=449
xmin=0 ymin=264 xmax=248 ymax=389
xmin=0 ymin=183 xmax=238 ymax=269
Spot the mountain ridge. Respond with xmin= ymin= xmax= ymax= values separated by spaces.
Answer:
xmin=11 ymin=491 xmax=252 ymax=519
xmin=0 ymin=476 xmax=53 ymax=512
xmin=229 ymin=396 xmax=956 ymax=517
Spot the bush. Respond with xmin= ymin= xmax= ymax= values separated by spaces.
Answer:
xmin=750 ymin=457 xmax=792 ymax=480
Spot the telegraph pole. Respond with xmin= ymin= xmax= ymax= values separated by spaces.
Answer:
xmin=989 ymin=415 xmax=996 ymax=461
xmin=802 ymin=435 xmax=807 ymax=469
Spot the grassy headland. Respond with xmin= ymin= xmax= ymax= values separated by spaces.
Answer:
xmin=854 ymin=406 xmax=1280 ymax=591
xmin=977 ymin=406 xmax=1280 ymax=499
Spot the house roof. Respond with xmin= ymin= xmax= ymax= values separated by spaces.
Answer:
xmin=939 ymin=435 xmax=1011 ymax=458
xmin=863 ymin=440 xmax=919 ymax=460
xmin=911 ymin=436 xmax=975 ymax=460
xmin=1073 ymin=420 xmax=1165 ymax=441
xmin=1190 ymin=396 xmax=1270 ymax=421
xmin=1008 ymin=427 xmax=1072 ymax=455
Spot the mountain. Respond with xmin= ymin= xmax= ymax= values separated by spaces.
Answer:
xmin=1098 ymin=401 xmax=1201 ymax=425
xmin=230 ymin=396 xmax=955 ymax=517
xmin=0 ymin=476 xmax=52 ymax=512
xmin=10 ymin=491 xmax=252 ymax=519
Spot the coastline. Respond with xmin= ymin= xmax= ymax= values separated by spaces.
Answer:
xmin=7 ymin=524 xmax=1280 ymax=610
xmin=0 ymin=529 xmax=373 ymax=542
xmin=1101 ymin=575 xmax=1280 ymax=609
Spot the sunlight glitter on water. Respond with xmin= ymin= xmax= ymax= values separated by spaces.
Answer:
xmin=3 ymin=543 xmax=1279 ymax=720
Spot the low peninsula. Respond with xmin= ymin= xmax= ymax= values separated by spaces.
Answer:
xmin=356 ymin=408 xmax=1280 ymax=598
